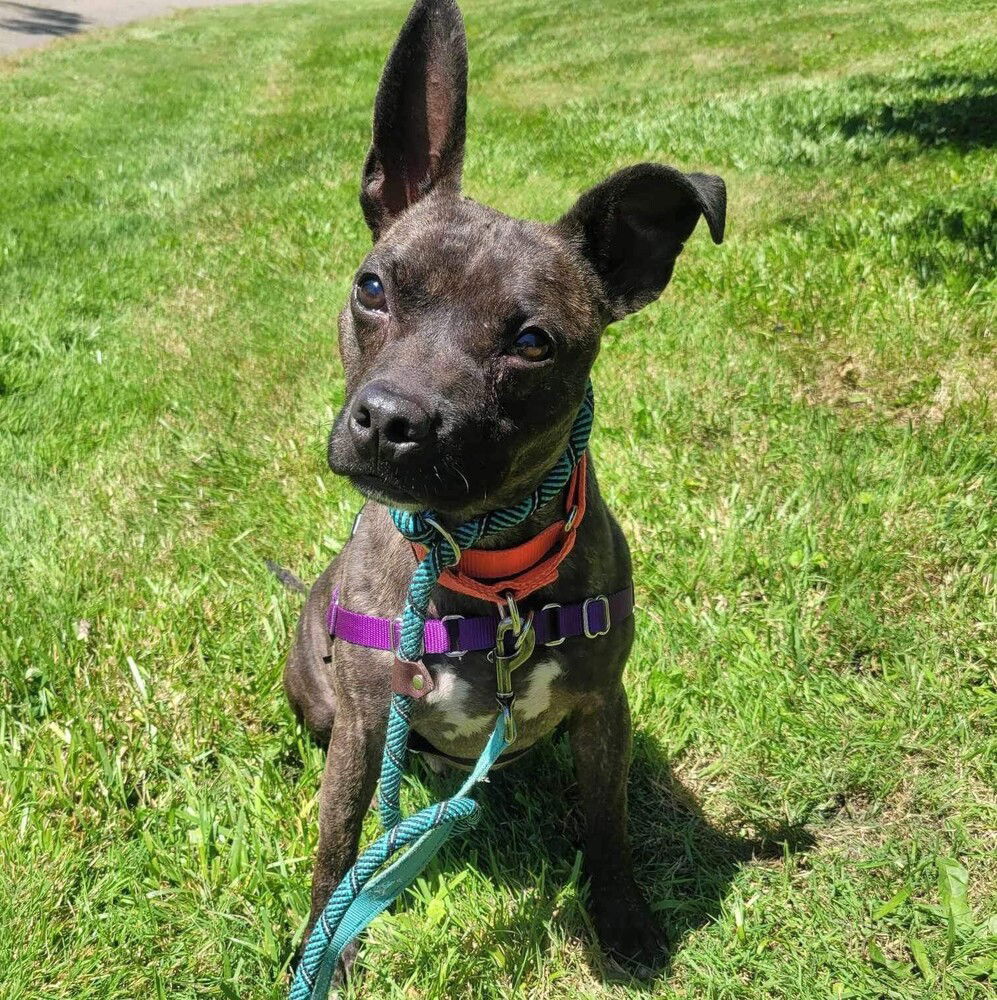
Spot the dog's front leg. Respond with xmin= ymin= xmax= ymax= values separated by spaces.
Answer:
xmin=569 ymin=686 xmax=666 ymax=968
xmin=303 ymin=701 xmax=386 ymax=978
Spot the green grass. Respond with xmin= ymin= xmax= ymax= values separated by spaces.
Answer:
xmin=1 ymin=0 xmax=995 ymax=996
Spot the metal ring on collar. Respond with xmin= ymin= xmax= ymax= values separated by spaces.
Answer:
xmin=582 ymin=595 xmax=611 ymax=639
xmin=423 ymin=516 xmax=462 ymax=564
xmin=502 ymin=592 xmax=522 ymax=634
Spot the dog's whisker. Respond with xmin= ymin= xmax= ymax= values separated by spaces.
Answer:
xmin=440 ymin=456 xmax=471 ymax=496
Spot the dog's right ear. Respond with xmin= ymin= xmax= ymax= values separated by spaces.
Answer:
xmin=360 ymin=0 xmax=468 ymax=239
xmin=557 ymin=163 xmax=726 ymax=321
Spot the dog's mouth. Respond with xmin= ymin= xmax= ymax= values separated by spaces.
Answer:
xmin=346 ymin=471 xmax=426 ymax=510
xmin=326 ymin=419 xmax=507 ymax=514
xmin=335 ymin=458 xmax=495 ymax=515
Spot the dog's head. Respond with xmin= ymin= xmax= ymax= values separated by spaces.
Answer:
xmin=327 ymin=0 xmax=725 ymax=517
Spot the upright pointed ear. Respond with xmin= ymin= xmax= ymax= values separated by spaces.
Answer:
xmin=360 ymin=0 xmax=468 ymax=238
xmin=556 ymin=163 xmax=726 ymax=320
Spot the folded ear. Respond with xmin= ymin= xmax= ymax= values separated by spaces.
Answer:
xmin=557 ymin=163 xmax=726 ymax=320
xmin=360 ymin=0 xmax=468 ymax=238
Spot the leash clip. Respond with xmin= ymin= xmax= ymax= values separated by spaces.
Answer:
xmin=492 ymin=594 xmax=536 ymax=745
xmin=496 ymin=692 xmax=516 ymax=745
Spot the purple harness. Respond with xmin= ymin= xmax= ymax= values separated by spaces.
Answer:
xmin=327 ymin=586 xmax=635 ymax=656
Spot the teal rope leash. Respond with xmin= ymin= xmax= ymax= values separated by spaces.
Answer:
xmin=289 ymin=383 xmax=595 ymax=1000
xmin=293 ymin=719 xmax=508 ymax=1000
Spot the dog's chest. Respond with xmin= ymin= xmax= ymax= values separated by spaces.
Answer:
xmin=412 ymin=652 xmax=566 ymax=755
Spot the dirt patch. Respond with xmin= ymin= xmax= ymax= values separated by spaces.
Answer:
xmin=0 ymin=0 xmax=272 ymax=56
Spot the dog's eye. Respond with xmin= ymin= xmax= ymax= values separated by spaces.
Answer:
xmin=356 ymin=274 xmax=387 ymax=312
xmin=511 ymin=327 xmax=552 ymax=362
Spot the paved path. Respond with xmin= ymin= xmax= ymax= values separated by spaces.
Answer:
xmin=0 ymin=1 xmax=269 ymax=55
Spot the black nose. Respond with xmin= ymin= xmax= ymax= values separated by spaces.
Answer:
xmin=349 ymin=381 xmax=434 ymax=463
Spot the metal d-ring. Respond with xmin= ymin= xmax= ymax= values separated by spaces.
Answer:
xmin=502 ymin=592 xmax=522 ymax=634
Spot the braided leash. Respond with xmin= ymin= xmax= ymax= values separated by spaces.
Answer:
xmin=290 ymin=383 xmax=594 ymax=1000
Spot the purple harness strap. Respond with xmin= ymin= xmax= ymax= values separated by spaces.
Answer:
xmin=327 ymin=586 xmax=634 ymax=655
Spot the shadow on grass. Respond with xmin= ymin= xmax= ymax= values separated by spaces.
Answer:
xmin=621 ymin=732 xmax=816 ymax=987
xmin=410 ymin=727 xmax=816 ymax=989
xmin=833 ymin=71 xmax=997 ymax=151
xmin=0 ymin=2 xmax=85 ymax=37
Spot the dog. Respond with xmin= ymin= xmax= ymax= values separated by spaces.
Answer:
xmin=284 ymin=0 xmax=725 ymax=976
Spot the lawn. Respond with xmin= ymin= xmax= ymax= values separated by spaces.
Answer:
xmin=1 ymin=0 xmax=995 ymax=997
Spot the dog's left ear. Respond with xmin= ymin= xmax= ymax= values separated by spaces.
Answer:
xmin=557 ymin=162 xmax=726 ymax=320
xmin=360 ymin=0 xmax=468 ymax=239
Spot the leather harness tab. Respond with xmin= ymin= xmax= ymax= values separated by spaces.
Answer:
xmin=392 ymin=657 xmax=435 ymax=699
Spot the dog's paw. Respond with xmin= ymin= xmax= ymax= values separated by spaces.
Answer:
xmin=590 ymin=882 xmax=667 ymax=972
xmin=332 ymin=940 xmax=361 ymax=989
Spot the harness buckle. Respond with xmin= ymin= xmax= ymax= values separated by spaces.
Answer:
xmin=541 ymin=602 xmax=565 ymax=646
xmin=440 ymin=614 xmax=466 ymax=659
xmin=582 ymin=595 xmax=611 ymax=639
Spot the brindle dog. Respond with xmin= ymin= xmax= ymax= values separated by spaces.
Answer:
xmin=284 ymin=0 xmax=725 ymax=974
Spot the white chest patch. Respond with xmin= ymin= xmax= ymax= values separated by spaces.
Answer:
xmin=424 ymin=670 xmax=493 ymax=739
xmin=514 ymin=658 xmax=562 ymax=721
xmin=426 ymin=658 xmax=564 ymax=738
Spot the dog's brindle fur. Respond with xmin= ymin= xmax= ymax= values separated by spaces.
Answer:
xmin=284 ymin=0 xmax=725 ymax=973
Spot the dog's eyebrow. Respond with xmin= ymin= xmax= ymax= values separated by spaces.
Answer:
xmin=386 ymin=255 xmax=418 ymax=298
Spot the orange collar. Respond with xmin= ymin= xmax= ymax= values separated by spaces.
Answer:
xmin=412 ymin=453 xmax=588 ymax=605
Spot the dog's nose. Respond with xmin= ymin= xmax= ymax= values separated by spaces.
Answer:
xmin=349 ymin=382 xmax=434 ymax=462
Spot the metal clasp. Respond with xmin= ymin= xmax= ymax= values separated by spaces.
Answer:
xmin=326 ymin=590 xmax=341 ymax=636
xmin=501 ymin=592 xmax=523 ymax=634
xmin=582 ymin=595 xmax=611 ymax=638
xmin=491 ymin=593 xmax=536 ymax=745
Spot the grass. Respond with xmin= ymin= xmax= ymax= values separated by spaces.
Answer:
xmin=0 ymin=0 xmax=994 ymax=996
